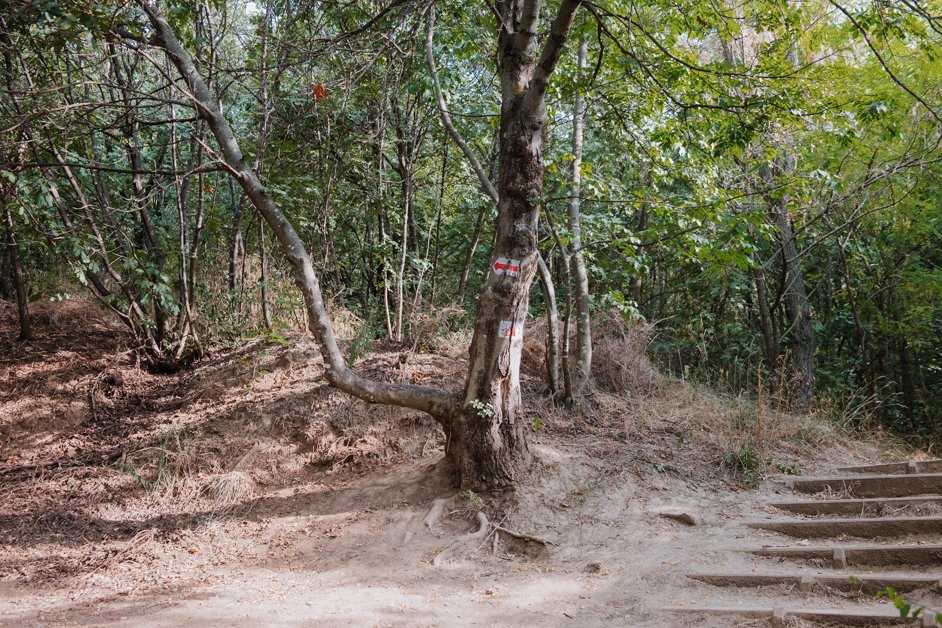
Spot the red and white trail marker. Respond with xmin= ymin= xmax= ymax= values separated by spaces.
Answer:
xmin=492 ymin=257 xmax=521 ymax=277
xmin=498 ymin=320 xmax=522 ymax=339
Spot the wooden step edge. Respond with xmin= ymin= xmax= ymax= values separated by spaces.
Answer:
xmin=744 ymin=515 xmax=942 ymax=538
xmin=746 ymin=515 xmax=942 ymax=527
xmin=767 ymin=496 xmax=942 ymax=515
xmin=666 ymin=605 xmax=927 ymax=626
xmin=779 ymin=473 xmax=942 ymax=498
xmin=742 ymin=543 xmax=942 ymax=553
xmin=838 ymin=460 xmax=942 ymax=475
xmin=739 ymin=543 xmax=942 ymax=567
xmin=775 ymin=472 xmax=942 ymax=485
xmin=687 ymin=572 xmax=942 ymax=593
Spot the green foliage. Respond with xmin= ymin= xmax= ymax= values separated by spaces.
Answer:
xmin=721 ymin=440 xmax=766 ymax=487
xmin=470 ymin=399 xmax=495 ymax=419
xmin=263 ymin=329 xmax=292 ymax=348
xmin=877 ymin=586 xmax=942 ymax=622
xmin=347 ymin=315 xmax=379 ymax=367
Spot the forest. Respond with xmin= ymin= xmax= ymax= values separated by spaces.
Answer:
xmin=1 ymin=0 xmax=941 ymax=487
xmin=3 ymin=0 xmax=942 ymax=624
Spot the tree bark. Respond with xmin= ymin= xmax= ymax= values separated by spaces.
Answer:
xmin=752 ymin=260 xmax=778 ymax=373
xmin=229 ymin=190 xmax=246 ymax=293
xmin=536 ymin=253 xmax=560 ymax=395
xmin=838 ymin=242 xmax=871 ymax=392
xmin=258 ymin=217 xmax=272 ymax=329
xmin=892 ymin=304 xmax=917 ymax=430
xmin=762 ymin=161 xmax=814 ymax=413
xmin=254 ymin=1 xmax=274 ymax=330
xmin=429 ymin=134 xmax=448 ymax=304
xmin=544 ymin=208 xmax=574 ymax=402
xmin=3 ymin=201 xmax=30 ymax=341
xmin=452 ymin=0 xmax=581 ymax=486
xmin=457 ymin=204 xmax=486 ymax=303
xmin=568 ymin=36 xmax=591 ymax=396
xmin=429 ymin=8 xmax=565 ymax=399
xmin=0 ymin=236 xmax=10 ymax=300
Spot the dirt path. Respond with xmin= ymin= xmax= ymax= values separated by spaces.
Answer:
xmin=0 ymin=304 xmax=908 ymax=626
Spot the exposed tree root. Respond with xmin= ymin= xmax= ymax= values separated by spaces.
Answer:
xmin=492 ymin=525 xmax=554 ymax=546
xmin=432 ymin=511 xmax=490 ymax=566
xmin=432 ymin=512 xmax=552 ymax=566
xmin=423 ymin=496 xmax=453 ymax=535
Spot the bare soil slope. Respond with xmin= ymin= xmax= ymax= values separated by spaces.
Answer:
xmin=0 ymin=302 xmax=909 ymax=626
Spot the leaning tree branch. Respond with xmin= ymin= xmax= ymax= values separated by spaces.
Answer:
xmin=135 ymin=0 xmax=459 ymax=420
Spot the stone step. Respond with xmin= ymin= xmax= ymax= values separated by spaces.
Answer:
xmin=687 ymin=572 xmax=942 ymax=594
xmin=743 ymin=543 xmax=942 ymax=567
xmin=838 ymin=460 xmax=942 ymax=475
xmin=782 ymin=473 xmax=942 ymax=498
xmin=668 ymin=604 xmax=934 ymax=626
xmin=746 ymin=516 xmax=942 ymax=538
xmin=768 ymin=496 xmax=942 ymax=516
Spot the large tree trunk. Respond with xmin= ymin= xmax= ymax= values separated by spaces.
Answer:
xmin=453 ymin=112 xmax=540 ymax=486
xmin=449 ymin=0 xmax=581 ymax=487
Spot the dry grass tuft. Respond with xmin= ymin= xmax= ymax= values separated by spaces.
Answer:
xmin=521 ymin=310 xmax=663 ymax=395
xmin=201 ymin=471 xmax=257 ymax=511
xmin=412 ymin=305 xmax=471 ymax=356
xmin=592 ymin=311 xmax=663 ymax=395
xmin=521 ymin=316 xmax=553 ymax=379
xmin=327 ymin=301 xmax=365 ymax=340
xmin=30 ymin=296 xmax=115 ymax=330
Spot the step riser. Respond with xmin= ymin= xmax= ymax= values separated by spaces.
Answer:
xmin=674 ymin=462 xmax=942 ymax=626
xmin=689 ymin=574 xmax=942 ymax=594
xmin=838 ymin=460 xmax=942 ymax=475
xmin=787 ymin=473 xmax=942 ymax=498
xmin=668 ymin=607 xmax=923 ymax=626
xmin=749 ymin=517 xmax=942 ymax=538
xmin=748 ymin=546 xmax=942 ymax=567
xmin=769 ymin=497 xmax=942 ymax=516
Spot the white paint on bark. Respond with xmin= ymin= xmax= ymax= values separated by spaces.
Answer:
xmin=498 ymin=320 xmax=522 ymax=338
xmin=492 ymin=257 xmax=521 ymax=277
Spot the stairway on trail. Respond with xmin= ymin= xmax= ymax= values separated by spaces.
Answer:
xmin=669 ymin=459 xmax=942 ymax=627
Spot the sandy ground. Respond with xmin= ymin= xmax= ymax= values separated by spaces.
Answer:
xmin=0 ymin=301 xmax=920 ymax=626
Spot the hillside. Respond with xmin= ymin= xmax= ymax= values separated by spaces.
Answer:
xmin=2 ymin=301 xmax=926 ymax=627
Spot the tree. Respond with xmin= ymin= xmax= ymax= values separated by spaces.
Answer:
xmin=132 ymin=0 xmax=581 ymax=487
